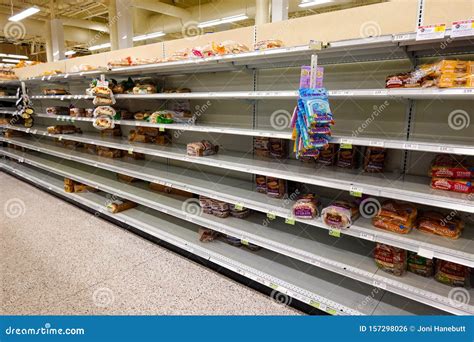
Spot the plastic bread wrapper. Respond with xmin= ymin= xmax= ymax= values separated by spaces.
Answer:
xmin=93 ymin=106 xmax=116 ymax=118
xmin=93 ymin=116 xmax=115 ymax=130
xmin=93 ymin=95 xmax=116 ymax=106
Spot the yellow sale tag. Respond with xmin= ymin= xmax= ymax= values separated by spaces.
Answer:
xmin=327 ymin=308 xmax=337 ymax=315
xmin=159 ymin=127 xmax=165 ymax=132
xmin=285 ymin=217 xmax=295 ymax=225
xmin=435 ymin=24 xmax=446 ymax=32
xmin=128 ymin=147 xmax=134 ymax=154
xmin=309 ymin=300 xmax=320 ymax=308
xmin=269 ymin=283 xmax=278 ymax=290
xmin=234 ymin=203 xmax=244 ymax=210
xmin=241 ymin=239 xmax=249 ymax=246
xmin=329 ymin=229 xmax=341 ymax=238
xmin=267 ymin=212 xmax=276 ymax=220
xmin=340 ymin=143 xmax=352 ymax=149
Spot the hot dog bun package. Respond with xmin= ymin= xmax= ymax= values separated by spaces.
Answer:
xmin=372 ymin=200 xmax=417 ymax=234
xmin=374 ymin=243 xmax=407 ymax=276
xmin=416 ymin=210 xmax=464 ymax=239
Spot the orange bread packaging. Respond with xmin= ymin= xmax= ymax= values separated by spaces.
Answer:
xmin=372 ymin=200 xmax=417 ymax=234
xmin=416 ymin=211 xmax=464 ymax=239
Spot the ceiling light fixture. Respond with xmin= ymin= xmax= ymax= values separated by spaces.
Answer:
xmin=88 ymin=43 xmax=111 ymax=51
xmin=299 ymin=0 xmax=333 ymax=8
xmin=2 ymin=58 xmax=21 ymax=63
xmin=133 ymin=31 xmax=165 ymax=42
xmin=65 ymin=50 xmax=76 ymax=56
xmin=8 ymin=6 xmax=40 ymax=22
xmin=198 ymin=14 xmax=248 ymax=28
xmin=6 ymin=54 xmax=28 ymax=59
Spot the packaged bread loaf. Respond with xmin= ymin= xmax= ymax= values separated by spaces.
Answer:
xmin=198 ymin=228 xmax=220 ymax=242
xmin=374 ymin=243 xmax=407 ymax=276
xmin=211 ymin=200 xmax=230 ymax=218
xmin=255 ymin=175 xmax=267 ymax=193
xmin=83 ymin=143 xmax=97 ymax=155
xmin=254 ymin=39 xmax=284 ymax=50
xmin=69 ymin=108 xmax=86 ymax=117
xmin=322 ymin=200 xmax=359 ymax=229
xmin=317 ymin=144 xmax=338 ymax=166
xmin=430 ymin=154 xmax=472 ymax=179
xmin=431 ymin=177 xmax=472 ymax=194
xmin=254 ymin=137 xmax=270 ymax=157
xmin=337 ymin=147 xmax=359 ymax=169
xmin=186 ymin=140 xmax=218 ymax=157
xmin=416 ymin=211 xmax=464 ymax=239
xmin=100 ymin=127 xmax=122 ymax=137
xmin=122 ymin=151 xmax=145 ymax=160
xmin=266 ymin=177 xmax=286 ymax=198
xmin=106 ymin=199 xmax=137 ymax=213
xmin=198 ymin=196 xmax=214 ymax=214
xmin=292 ymin=194 xmax=320 ymax=219
xmin=407 ymin=251 xmax=434 ymax=277
xmin=222 ymin=234 xmax=242 ymax=247
xmin=47 ymin=125 xmax=80 ymax=134
xmin=149 ymin=182 xmax=193 ymax=198
xmin=435 ymin=260 xmax=471 ymax=287
xmin=46 ymin=106 xmax=69 ymax=115
xmin=73 ymin=183 xmax=98 ymax=193
xmin=97 ymin=146 xmax=122 ymax=158
xmin=229 ymin=205 xmax=251 ymax=219
xmin=269 ymin=138 xmax=287 ymax=158
xmin=364 ymin=147 xmax=386 ymax=173
xmin=372 ymin=200 xmax=417 ymax=234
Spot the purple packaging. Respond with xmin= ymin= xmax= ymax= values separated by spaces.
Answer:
xmin=299 ymin=66 xmax=324 ymax=89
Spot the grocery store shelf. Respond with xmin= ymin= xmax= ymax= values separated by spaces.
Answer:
xmin=24 ymin=115 xmax=474 ymax=155
xmin=0 ymin=96 xmax=17 ymax=101
xmin=0 ymin=80 xmax=20 ymax=86
xmin=28 ymin=88 xmax=474 ymax=101
xmin=20 ymin=31 xmax=474 ymax=82
xmin=1 ymin=130 xmax=472 ymax=213
xmin=1 ymin=145 xmax=473 ymax=269
xmin=0 ymin=109 xmax=16 ymax=115
xmin=0 ymin=158 xmax=448 ymax=316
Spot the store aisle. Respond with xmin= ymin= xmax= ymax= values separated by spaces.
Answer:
xmin=0 ymin=172 xmax=299 ymax=315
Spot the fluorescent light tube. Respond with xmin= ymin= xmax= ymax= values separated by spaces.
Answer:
xmin=88 ymin=43 xmax=111 ymax=51
xmin=299 ymin=0 xmax=333 ymax=8
xmin=65 ymin=50 xmax=76 ymax=56
xmin=2 ymin=58 xmax=21 ymax=63
xmin=7 ymin=54 xmax=28 ymax=59
xmin=198 ymin=14 xmax=248 ymax=28
xmin=9 ymin=6 xmax=40 ymax=22
xmin=133 ymin=31 xmax=165 ymax=42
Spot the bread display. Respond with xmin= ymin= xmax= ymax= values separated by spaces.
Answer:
xmin=100 ymin=127 xmax=122 ymax=137
xmin=269 ymin=138 xmax=287 ymax=159
xmin=292 ymin=194 xmax=320 ymax=219
xmin=317 ymin=144 xmax=338 ymax=166
xmin=129 ymin=127 xmax=172 ymax=145
xmin=374 ymin=243 xmax=407 ymax=276
xmin=254 ymin=137 xmax=270 ymax=157
xmin=64 ymin=178 xmax=97 ymax=193
xmin=416 ymin=211 xmax=464 ymax=239
xmin=372 ymin=200 xmax=417 ymax=234
xmin=407 ymin=251 xmax=434 ymax=277
xmin=46 ymin=106 xmax=69 ymax=115
xmin=430 ymin=154 xmax=473 ymax=179
xmin=106 ymin=199 xmax=137 ymax=213
xmin=42 ymin=88 xmax=68 ymax=95
xmin=96 ymin=146 xmax=122 ymax=158
xmin=229 ymin=204 xmax=251 ymax=219
xmin=47 ymin=125 xmax=81 ymax=134
xmin=254 ymin=39 xmax=284 ymax=50
xmin=435 ymin=260 xmax=471 ymax=287
xmin=431 ymin=177 xmax=473 ymax=194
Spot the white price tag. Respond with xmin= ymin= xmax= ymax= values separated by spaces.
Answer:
xmin=359 ymin=232 xmax=375 ymax=241
xmin=373 ymin=89 xmax=388 ymax=96
xmin=26 ymin=128 xmax=30 ymax=133
xmin=450 ymin=20 xmax=474 ymax=38
xmin=349 ymin=185 xmax=363 ymax=197
xmin=403 ymin=143 xmax=419 ymax=150
xmin=373 ymin=280 xmax=387 ymax=290
xmin=369 ymin=140 xmax=384 ymax=147
xmin=416 ymin=24 xmax=446 ymax=40
xmin=439 ymin=146 xmax=453 ymax=152
xmin=47 ymin=75 xmax=52 ymax=80
xmin=392 ymin=33 xmax=411 ymax=41
xmin=41 ymin=76 xmax=46 ymax=81
xmin=463 ymin=88 xmax=474 ymax=94
xmin=318 ymin=303 xmax=327 ymax=311
xmin=64 ymin=74 xmax=69 ymax=79
xmin=418 ymin=248 xmax=434 ymax=259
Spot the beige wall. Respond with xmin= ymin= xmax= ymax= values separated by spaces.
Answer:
xmin=422 ymin=0 xmax=474 ymax=26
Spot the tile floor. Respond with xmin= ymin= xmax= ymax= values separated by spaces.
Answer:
xmin=0 ymin=172 xmax=299 ymax=315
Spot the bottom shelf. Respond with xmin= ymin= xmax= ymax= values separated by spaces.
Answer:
xmin=0 ymin=158 xmax=446 ymax=316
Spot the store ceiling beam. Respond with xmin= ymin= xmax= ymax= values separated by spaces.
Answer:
xmin=272 ymin=0 xmax=289 ymax=22
xmin=132 ymin=0 xmax=191 ymax=19
xmin=255 ymin=0 xmax=270 ymax=25
xmin=60 ymin=18 xmax=109 ymax=33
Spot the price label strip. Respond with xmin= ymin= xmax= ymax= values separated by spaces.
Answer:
xmin=450 ymin=20 xmax=474 ymax=38
xmin=416 ymin=23 xmax=446 ymax=41
xmin=350 ymin=185 xmax=363 ymax=197
xmin=267 ymin=212 xmax=276 ymax=220
xmin=329 ymin=229 xmax=341 ymax=238
xmin=285 ymin=217 xmax=295 ymax=225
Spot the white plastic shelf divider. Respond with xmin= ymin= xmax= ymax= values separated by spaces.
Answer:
xmin=0 ymin=158 xmax=448 ymax=316
xmin=28 ymin=88 xmax=474 ymax=100
xmin=1 ymin=129 xmax=472 ymax=214
xmin=1 ymin=145 xmax=473 ymax=268
xmin=27 ymin=114 xmax=474 ymax=155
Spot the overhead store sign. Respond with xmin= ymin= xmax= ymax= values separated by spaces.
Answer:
xmin=416 ymin=24 xmax=446 ymax=40
xmin=450 ymin=19 xmax=474 ymax=38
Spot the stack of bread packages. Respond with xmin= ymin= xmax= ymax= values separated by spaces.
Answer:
xmin=291 ymin=63 xmax=333 ymax=160
xmin=91 ymin=77 xmax=117 ymax=131
xmin=430 ymin=154 xmax=473 ymax=194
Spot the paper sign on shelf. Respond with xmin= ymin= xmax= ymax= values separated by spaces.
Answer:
xmin=234 ymin=203 xmax=244 ymax=210
xmin=267 ymin=212 xmax=276 ymax=220
xmin=329 ymin=229 xmax=341 ymax=238
xmin=450 ymin=20 xmax=474 ymax=38
xmin=285 ymin=217 xmax=295 ymax=225
xmin=350 ymin=185 xmax=363 ymax=197
xmin=418 ymin=248 xmax=434 ymax=259
xmin=416 ymin=24 xmax=446 ymax=40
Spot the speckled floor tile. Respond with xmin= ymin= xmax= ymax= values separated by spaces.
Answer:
xmin=1 ymin=172 xmax=301 ymax=315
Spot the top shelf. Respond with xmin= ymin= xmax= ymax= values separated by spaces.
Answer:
xmin=21 ymin=30 xmax=474 ymax=82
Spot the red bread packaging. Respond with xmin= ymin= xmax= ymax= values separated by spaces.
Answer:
xmin=416 ymin=211 xmax=464 ymax=239
xmin=374 ymin=243 xmax=407 ymax=276
xmin=372 ymin=200 xmax=417 ymax=234
xmin=435 ymin=260 xmax=471 ymax=287
xmin=431 ymin=177 xmax=472 ymax=194
xmin=430 ymin=154 xmax=473 ymax=179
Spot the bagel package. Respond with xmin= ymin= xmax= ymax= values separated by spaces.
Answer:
xmin=337 ymin=146 xmax=359 ymax=169
xmin=322 ymin=200 xmax=359 ymax=229
xmin=266 ymin=176 xmax=287 ymax=198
